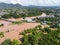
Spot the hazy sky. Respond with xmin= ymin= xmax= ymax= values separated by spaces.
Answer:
xmin=0 ymin=0 xmax=60 ymax=6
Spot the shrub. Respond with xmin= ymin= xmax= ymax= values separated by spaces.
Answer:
xmin=12 ymin=21 xmax=22 ymax=24
xmin=12 ymin=15 xmax=20 ymax=18
xmin=1 ymin=39 xmax=20 ymax=45
xmin=0 ymin=32 xmax=4 ymax=38
xmin=0 ymin=24 xmax=4 ymax=27
xmin=12 ymin=39 xmax=20 ymax=45
xmin=2 ymin=14 xmax=11 ymax=19
xmin=1 ymin=39 xmax=12 ymax=45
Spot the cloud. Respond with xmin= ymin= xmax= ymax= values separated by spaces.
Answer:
xmin=0 ymin=0 xmax=60 ymax=6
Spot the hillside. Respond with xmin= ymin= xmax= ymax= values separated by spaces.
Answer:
xmin=0 ymin=3 xmax=60 ymax=9
xmin=0 ymin=3 xmax=22 ymax=9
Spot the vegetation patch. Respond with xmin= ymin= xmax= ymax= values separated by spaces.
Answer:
xmin=0 ymin=24 xmax=4 ymax=27
xmin=20 ymin=25 xmax=60 ymax=45
xmin=0 ymin=25 xmax=60 ymax=45
xmin=0 ymin=32 xmax=4 ymax=38
xmin=0 ymin=39 xmax=20 ymax=45
xmin=12 ymin=21 xmax=22 ymax=24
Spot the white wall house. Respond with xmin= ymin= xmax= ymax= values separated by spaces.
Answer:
xmin=25 ymin=18 xmax=35 ymax=22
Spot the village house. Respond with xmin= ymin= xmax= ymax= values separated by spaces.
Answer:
xmin=57 ymin=14 xmax=60 ymax=17
xmin=25 ymin=17 xmax=36 ymax=22
xmin=25 ymin=13 xmax=55 ymax=23
xmin=57 ymin=18 xmax=60 ymax=26
xmin=51 ymin=17 xmax=60 ymax=28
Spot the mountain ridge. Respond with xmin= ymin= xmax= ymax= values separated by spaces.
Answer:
xmin=0 ymin=2 xmax=22 ymax=8
xmin=0 ymin=2 xmax=60 ymax=9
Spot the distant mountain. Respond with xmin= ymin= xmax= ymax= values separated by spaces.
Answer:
xmin=0 ymin=2 xmax=60 ymax=9
xmin=0 ymin=3 xmax=22 ymax=9
xmin=25 ymin=5 xmax=60 ymax=8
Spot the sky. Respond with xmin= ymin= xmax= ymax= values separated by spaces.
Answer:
xmin=0 ymin=0 xmax=60 ymax=6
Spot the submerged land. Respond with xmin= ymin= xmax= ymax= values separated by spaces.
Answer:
xmin=0 ymin=3 xmax=60 ymax=45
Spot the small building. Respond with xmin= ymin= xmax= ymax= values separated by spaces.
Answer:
xmin=57 ymin=14 xmax=60 ymax=17
xmin=51 ymin=18 xmax=60 ymax=28
xmin=46 ymin=15 xmax=55 ymax=18
xmin=41 ymin=21 xmax=47 ymax=25
xmin=25 ymin=17 xmax=35 ymax=22
xmin=57 ymin=18 xmax=60 ymax=26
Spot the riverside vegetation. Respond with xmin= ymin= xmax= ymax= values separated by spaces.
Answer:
xmin=0 ymin=25 xmax=60 ymax=45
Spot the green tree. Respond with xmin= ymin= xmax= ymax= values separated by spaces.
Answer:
xmin=2 ymin=14 xmax=11 ymax=19
xmin=20 ymin=13 xmax=26 ymax=19
xmin=1 ymin=39 xmax=12 ymax=45
xmin=12 ymin=39 xmax=20 ymax=45
xmin=28 ymin=35 xmax=37 ymax=45
xmin=0 ymin=32 xmax=4 ymax=38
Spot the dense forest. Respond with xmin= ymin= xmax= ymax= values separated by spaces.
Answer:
xmin=0 ymin=7 xmax=60 ymax=19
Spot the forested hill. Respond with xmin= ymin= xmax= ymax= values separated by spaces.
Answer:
xmin=0 ymin=3 xmax=60 ymax=9
xmin=0 ymin=3 xmax=22 ymax=9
